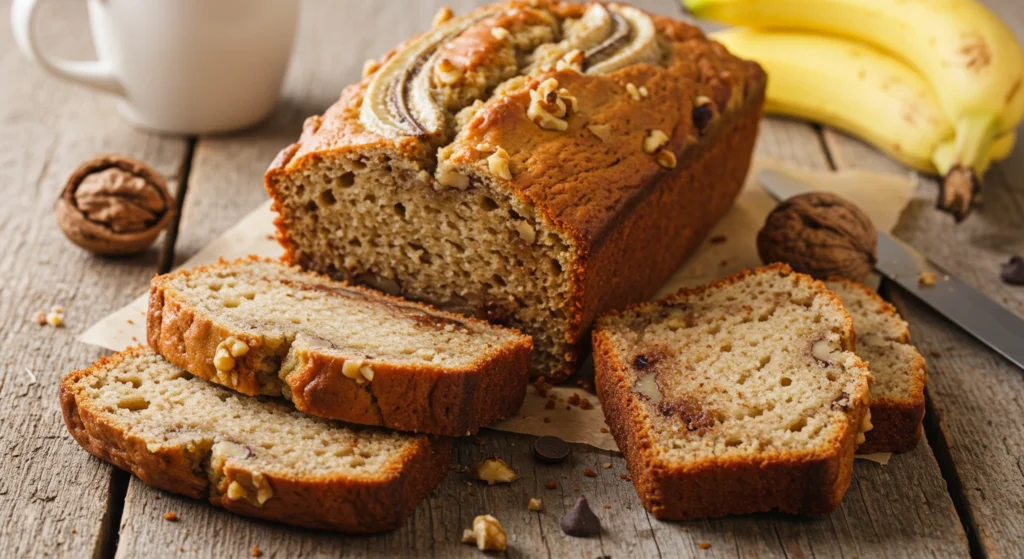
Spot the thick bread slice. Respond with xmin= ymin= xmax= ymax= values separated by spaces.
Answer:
xmin=826 ymin=279 xmax=927 ymax=453
xmin=593 ymin=264 xmax=872 ymax=520
xmin=60 ymin=347 xmax=451 ymax=533
xmin=147 ymin=257 xmax=532 ymax=436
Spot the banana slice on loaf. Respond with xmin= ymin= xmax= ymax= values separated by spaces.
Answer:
xmin=60 ymin=347 xmax=451 ymax=533
xmin=826 ymin=278 xmax=927 ymax=453
xmin=147 ymin=257 xmax=532 ymax=436
xmin=593 ymin=264 xmax=872 ymax=520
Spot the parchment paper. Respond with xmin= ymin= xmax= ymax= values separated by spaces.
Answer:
xmin=81 ymin=157 xmax=915 ymax=464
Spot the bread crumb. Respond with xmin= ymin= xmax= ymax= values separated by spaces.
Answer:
xmin=32 ymin=311 xmax=47 ymax=325
xmin=573 ymin=487 xmax=580 ymax=492
xmin=602 ymin=462 xmax=612 ymax=469
xmin=578 ymin=397 xmax=593 ymax=410
xmin=603 ymin=504 xmax=612 ymax=509
xmin=600 ymin=427 xmax=609 ymax=433
xmin=164 ymin=511 xmax=178 ymax=522
xmin=546 ymin=480 xmax=557 ymax=490
xmin=567 ymin=393 xmax=581 ymax=406
xmin=699 ymin=542 xmax=711 ymax=550
xmin=620 ymin=474 xmax=632 ymax=481
xmin=154 ymin=495 xmax=160 ymax=500
xmin=918 ymin=272 xmax=937 ymax=287
xmin=71 ymin=528 xmax=77 ymax=534
xmin=575 ymin=379 xmax=592 ymax=391
xmin=583 ymin=468 xmax=597 ymax=478
xmin=251 ymin=544 xmax=262 ymax=557
xmin=533 ymin=376 xmax=553 ymax=397
xmin=930 ymin=351 xmax=941 ymax=358
xmin=528 ymin=498 xmax=543 ymax=511
xmin=45 ymin=311 xmax=64 ymax=327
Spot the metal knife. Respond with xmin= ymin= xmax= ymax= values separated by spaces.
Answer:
xmin=759 ymin=168 xmax=1024 ymax=371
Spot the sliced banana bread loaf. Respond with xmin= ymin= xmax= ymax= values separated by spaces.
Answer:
xmin=826 ymin=278 xmax=926 ymax=453
xmin=593 ymin=264 xmax=872 ymax=520
xmin=147 ymin=257 xmax=532 ymax=436
xmin=264 ymin=0 xmax=766 ymax=382
xmin=60 ymin=347 xmax=451 ymax=533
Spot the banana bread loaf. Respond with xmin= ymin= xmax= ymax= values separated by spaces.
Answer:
xmin=593 ymin=265 xmax=872 ymax=519
xmin=147 ymin=257 xmax=532 ymax=436
xmin=264 ymin=0 xmax=766 ymax=381
xmin=60 ymin=347 xmax=451 ymax=533
xmin=826 ymin=278 xmax=927 ymax=453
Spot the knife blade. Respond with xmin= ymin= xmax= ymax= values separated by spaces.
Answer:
xmin=759 ymin=168 xmax=1024 ymax=371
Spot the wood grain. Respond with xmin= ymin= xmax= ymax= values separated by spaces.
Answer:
xmin=0 ymin=1 xmax=190 ymax=557
xmin=109 ymin=0 xmax=970 ymax=557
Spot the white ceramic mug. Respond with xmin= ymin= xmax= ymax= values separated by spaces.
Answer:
xmin=11 ymin=0 xmax=300 ymax=135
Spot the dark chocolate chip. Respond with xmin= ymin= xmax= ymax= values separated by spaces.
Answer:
xmin=692 ymin=103 xmax=714 ymax=133
xmin=533 ymin=436 xmax=571 ymax=464
xmin=560 ymin=496 xmax=601 ymax=537
xmin=1001 ymin=255 xmax=1024 ymax=285
xmin=634 ymin=354 xmax=649 ymax=370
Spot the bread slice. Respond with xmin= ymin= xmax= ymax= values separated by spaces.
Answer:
xmin=826 ymin=279 xmax=927 ymax=453
xmin=593 ymin=264 xmax=872 ymax=520
xmin=60 ymin=347 xmax=451 ymax=533
xmin=147 ymin=257 xmax=532 ymax=436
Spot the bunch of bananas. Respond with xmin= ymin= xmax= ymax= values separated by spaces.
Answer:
xmin=684 ymin=0 xmax=1024 ymax=221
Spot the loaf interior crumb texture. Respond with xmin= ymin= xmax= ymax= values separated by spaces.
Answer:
xmin=825 ymin=279 xmax=925 ymax=399
xmin=161 ymin=258 xmax=523 ymax=387
xmin=61 ymin=347 xmax=450 ymax=532
xmin=825 ymin=279 xmax=926 ymax=453
xmin=265 ymin=0 xmax=766 ymax=380
xmin=599 ymin=266 xmax=870 ymax=461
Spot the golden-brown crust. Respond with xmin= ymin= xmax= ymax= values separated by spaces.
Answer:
xmin=263 ymin=1 xmax=767 ymax=382
xmin=594 ymin=265 xmax=870 ymax=519
xmin=60 ymin=347 xmax=453 ymax=533
xmin=147 ymin=257 xmax=532 ymax=436
xmin=826 ymin=278 xmax=927 ymax=454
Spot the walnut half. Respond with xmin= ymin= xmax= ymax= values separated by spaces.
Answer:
xmin=56 ymin=154 xmax=175 ymax=255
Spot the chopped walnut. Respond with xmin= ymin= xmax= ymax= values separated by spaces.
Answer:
xmin=491 ymin=26 xmax=510 ymax=41
xmin=432 ymin=6 xmax=453 ymax=27
xmin=476 ymin=457 xmax=518 ymax=484
xmin=626 ymin=83 xmax=641 ymax=101
xmin=556 ymin=49 xmax=584 ymax=72
xmin=644 ymin=129 xmax=670 ymax=154
xmin=527 ymin=78 xmax=573 ymax=131
xmin=656 ymin=149 xmax=677 ymax=169
xmin=462 ymin=515 xmax=507 ymax=551
xmin=435 ymin=58 xmax=463 ymax=85
xmin=487 ymin=148 xmax=513 ymax=180
xmin=587 ymin=124 xmax=612 ymax=142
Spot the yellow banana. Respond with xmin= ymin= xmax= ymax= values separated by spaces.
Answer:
xmin=711 ymin=28 xmax=1015 ymax=178
xmin=688 ymin=0 xmax=1024 ymax=220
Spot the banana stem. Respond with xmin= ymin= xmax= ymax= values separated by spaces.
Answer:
xmin=936 ymin=114 xmax=998 ymax=222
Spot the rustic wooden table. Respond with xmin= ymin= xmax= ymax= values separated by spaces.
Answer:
xmin=3 ymin=1 xmax=1023 ymax=557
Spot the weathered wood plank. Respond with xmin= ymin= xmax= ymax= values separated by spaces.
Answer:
xmin=116 ymin=0 xmax=967 ymax=557
xmin=0 ymin=1 xmax=191 ymax=557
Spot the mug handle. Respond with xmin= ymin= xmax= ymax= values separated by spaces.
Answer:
xmin=11 ymin=0 xmax=124 ymax=96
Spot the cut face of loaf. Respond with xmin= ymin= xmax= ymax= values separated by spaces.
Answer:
xmin=264 ymin=1 xmax=767 ymax=381
xmin=826 ymin=279 xmax=926 ymax=453
xmin=59 ymin=347 xmax=451 ymax=533
xmin=594 ymin=265 xmax=872 ymax=520
xmin=147 ymin=258 xmax=532 ymax=436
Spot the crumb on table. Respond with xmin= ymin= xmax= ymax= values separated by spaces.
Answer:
xmin=164 ymin=511 xmax=178 ymax=522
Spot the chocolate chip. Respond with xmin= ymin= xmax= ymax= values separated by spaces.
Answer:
xmin=1001 ymin=255 xmax=1024 ymax=285
xmin=560 ymin=496 xmax=601 ymax=537
xmin=634 ymin=354 xmax=649 ymax=370
xmin=692 ymin=104 xmax=714 ymax=133
xmin=533 ymin=436 xmax=570 ymax=464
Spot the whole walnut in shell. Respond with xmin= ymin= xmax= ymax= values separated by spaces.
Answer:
xmin=56 ymin=155 xmax=175 ymax=255
xmin=757 ymin=192 xmax=877 ymax=282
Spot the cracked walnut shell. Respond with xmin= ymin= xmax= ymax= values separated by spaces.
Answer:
xmin=757 ymin=192 xmax=877 ymax=282
xmin=56 ymin=154 xmax=175 ymax=255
